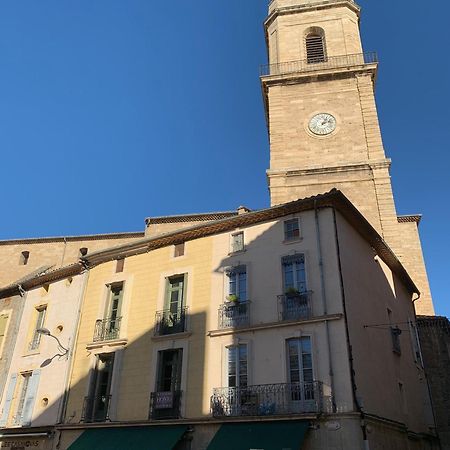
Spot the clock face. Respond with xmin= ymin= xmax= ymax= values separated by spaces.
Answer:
xmin=309 ymin=113 xmax=337 ymax=136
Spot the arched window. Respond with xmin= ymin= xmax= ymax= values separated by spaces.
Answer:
xmin=305 ymin=28 xmax=326 ymax=64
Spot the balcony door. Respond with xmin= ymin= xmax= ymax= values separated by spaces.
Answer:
xmin=157 ymin=349 xmax=183 ymax=393
xmin=105 ymin=283 xmax=123 ymax=338
xmin=88 ymin=353 xmax=115 ymax=422
xmin=152 ymin=349 xmax=183 ymax=419
xmin=286 ymin=337 xmax=316 ymax=412
xmin=162 ymin=275 xmax=186 ymax=334
xmin=166 ymin=275 xmax=185 ymax=313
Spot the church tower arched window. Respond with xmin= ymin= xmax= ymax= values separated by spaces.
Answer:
xmin=305 ymin=28 xmax=326 ymax=63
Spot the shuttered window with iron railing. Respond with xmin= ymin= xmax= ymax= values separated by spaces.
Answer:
xmin=306 ymin=33 xmax=326 ymax=64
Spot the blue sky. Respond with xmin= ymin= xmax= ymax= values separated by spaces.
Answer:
xmin=0 ymin=1 xmax=448 ymax=316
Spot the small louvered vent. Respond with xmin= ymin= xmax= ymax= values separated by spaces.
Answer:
xmin=306 ymin=34 xmax=326 ymax=63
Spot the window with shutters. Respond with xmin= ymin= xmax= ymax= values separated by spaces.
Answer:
xmin=14 ymin=372 xmax=32 ymax=425
xmin=305 ymin=28 xmax=326 ymax=64
xmin=0 ymin=314 xmax=9 ymax=356
xmin=29 ymin=306 xmax=47 ymax=351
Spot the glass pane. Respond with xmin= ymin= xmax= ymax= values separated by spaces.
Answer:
xmin=284 ymin=264 xmax=294 ymax=290
xmin=238 ymin=272 xmax=247 ymax=300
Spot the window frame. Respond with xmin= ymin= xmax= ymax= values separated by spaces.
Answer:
xmin=227 ymin=344 xmax=248 ymax=389
xmin=282 ymin=254 xmax=307 ymax=294
xmin=29 ymin=305 xmax=47 ymax=351
xmin=283 ymin=218 xmax=301 ymax=242
xmin=226 ymin=265 xmax=248 ymax=302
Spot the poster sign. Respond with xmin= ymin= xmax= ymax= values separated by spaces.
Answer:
xmin=154 ymin=391 xmax=173 ymax=409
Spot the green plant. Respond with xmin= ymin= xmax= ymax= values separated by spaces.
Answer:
xmin=285 ymin=287 xmax=300 ymax=296
xmin=226 ymin=294 xmax=239 ymax=303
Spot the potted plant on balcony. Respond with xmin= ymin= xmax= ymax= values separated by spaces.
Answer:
xmin=226 ymin=294 xmax=239 ymax=304
xmin=285 ymin=287 xmax=300 ymax=298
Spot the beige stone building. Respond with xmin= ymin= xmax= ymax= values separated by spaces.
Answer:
xmin=0 ymin=190 xmax=437 ymax=449
xmin=261 ymin=0 xmax=433 ymax=315
xmin=0 ymin=0 xmax=441 ymax=449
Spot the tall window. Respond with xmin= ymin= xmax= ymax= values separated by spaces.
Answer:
xmin=105 ymin=283 xmax=123 ymax=338
xmin=151 ymin=349 xmax=183 ymax=420
xmin=287 ymin=337 xmax=313 ymax=386
xmin=29 ymin=306 xmax=47 ymax=351
xmin=227 ymin=266 xmax=247 ymax=302
xmin=156 ymin=349 xmax=183 ymax=393
xmin=282 ymin=255 xmax=307 ymax=294
xmin=306 ymin=29 xmax=326 ymax=63
xmin=15 ymin=373 xmax=32 ymax=425
xmin=228 ymin=344 xmax=248 ymax=388
xmin=86 ymin=353 xmax=115 ymax=422
xmin=166 ymin=275 xmax=186 ymax=313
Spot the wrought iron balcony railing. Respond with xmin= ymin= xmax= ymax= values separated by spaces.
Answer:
xmin=149 ymin=390 xmax=182 ymax=420
xmin=211 ymin=381 xmax=323 ymax=417
xmin=81 ymin=394 xmax=112 ymax=423
xmin=154 ymin=307 xmax=188 ymax=336
xmin=278 ymin=291 xmax=312 ymax=321
xmin=260 ymin=52 xmax=377 ymax=77
xmin=218 ymin=301 xmax=250 ymax=329
xmin=93 ymin=317 xmax=122 ymax=342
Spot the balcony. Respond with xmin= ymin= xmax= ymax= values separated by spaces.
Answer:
xmin=81 ymin=394 xmax=112 ymax=422
xmin=218 ymin=301 xmax=250 ymax=329
xmin=149 ymin=391 xmax=182 ymax=420
xmin=154 ymin=307 xmax=188 ymax=336
xmin=278 ymin=292 xmax=312 ymax=321
xmin=211 ymin=382 xmax=323 ymax=418
xmin=93 ymin=317 xmax=122 ymax=342
xmin=260 ymin=52 xmax=377 ymax=77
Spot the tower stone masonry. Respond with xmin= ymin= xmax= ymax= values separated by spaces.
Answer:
xmin=261 ymin=0 xmax=434 ymax=314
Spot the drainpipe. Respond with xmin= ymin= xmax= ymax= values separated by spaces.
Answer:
xmin=331 ymin=208 xmax=370 ymax=450
xmin=314 ymin=201 xmax=336 ymax=413
xmin=54 ymin=270 xmax=90 ymax=449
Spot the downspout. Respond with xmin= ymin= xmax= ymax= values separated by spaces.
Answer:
xmin=314 ymin=201 xmax=336 ymax=413
xmin=331 ymin=208 xmax=370 ymax=450
xmin=54 ymin=269 xmax=90 ymax=449
xmin=412 ymin=294 xmax=441 ymax=448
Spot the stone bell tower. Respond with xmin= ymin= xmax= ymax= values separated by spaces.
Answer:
xmin=261 ymin=0 xmax=434 ymax=314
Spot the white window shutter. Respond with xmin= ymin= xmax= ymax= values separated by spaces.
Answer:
xmin=21 ymin=369 xmax=40 ymax=426
xmin=0 ymin=373 xmax=17 ymax=427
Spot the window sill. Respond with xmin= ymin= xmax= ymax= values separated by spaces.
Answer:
xmin=228 ymin=249 xmax=246 ymax=256
xmin=283 ymin=237 xmax=303 ymax=245
xmin=86 ymin=338 xmax=128 ymax=351
xmin=22 ymin=349 xmax=41 ymax=357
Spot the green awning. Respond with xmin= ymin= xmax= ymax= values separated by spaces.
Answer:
xmin=68 ymin=425 xmax=188 ymax=450
xmin=207 ymin=421 xmax=309 ymax=450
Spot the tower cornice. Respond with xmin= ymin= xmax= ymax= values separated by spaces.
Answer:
xmin=265 ymin=0 xmax=360 ymax=30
